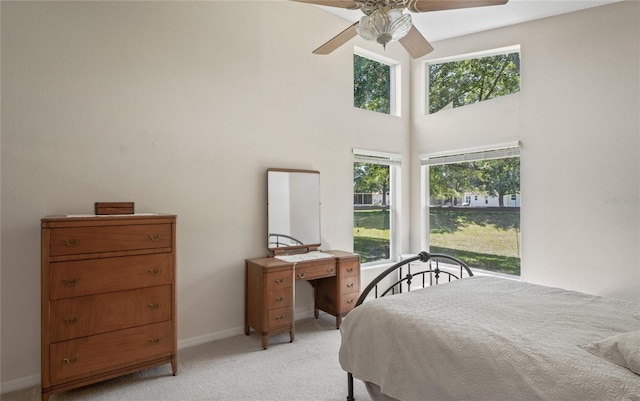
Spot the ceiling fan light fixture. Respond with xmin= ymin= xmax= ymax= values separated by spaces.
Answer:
xmin=356 ymin=8 xmax=412 ymax=49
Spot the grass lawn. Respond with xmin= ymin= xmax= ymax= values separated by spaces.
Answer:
xmin=429 ymin=208 xmax=520 ymax=275
xmin=354 ymin=209 xmax=390 ymax=264
xmin=354 ymin=208 xmax=521 ymax=275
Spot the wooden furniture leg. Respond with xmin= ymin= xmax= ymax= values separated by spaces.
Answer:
xmin=171 ymin=357 xmax=178 ymax=376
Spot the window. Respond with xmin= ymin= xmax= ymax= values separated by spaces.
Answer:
xmin=353 ymin=48 xmax=400 ymax=116
xmin=353 ymin=149 xmax=400 ymax=264
xmin=421 ymin=144 xmax=521 ymax=276
xmin=426 ymin=46 xmax=520 ymax=114
xmin=354 ymin=193 xmax=373 ymax=205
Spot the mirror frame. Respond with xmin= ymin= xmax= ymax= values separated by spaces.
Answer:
xmin=267 ymin=168 xmax=321 ymax=254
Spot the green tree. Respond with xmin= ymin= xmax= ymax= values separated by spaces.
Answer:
xmin=476 ymin=158 xmax=520 ymax=207
xmin=429 ymin=163 xmax=475 ymax=205
xmin=354 ymin=163 xmax=390 ymax=205
xmin=429 ymin=158 xmax=520 ymax=207
xmin=428 ymin=52 xmax=520 ymax=114
xmin=354 ymin=55 xmax=390 ymax=114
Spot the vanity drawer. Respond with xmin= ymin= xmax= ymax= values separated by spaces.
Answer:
xmin=265 ymin=270 xmax=293 ymax=290
xmin=268 ymin=288 xmax=292 ymax=310
xmin=340 ymin=276 xmax=360 ymax=295
xmin=49 ymin=223 xmax=172 ymax=257
xmin=295 ymin=263 xmax=336 ymax=281
xmin=49 ymin=285 xmax=172 ymax=343
xmin=340 ymin=294 xmax=358 ymax=312
xmin=49 ymin=321 xmax=173 ymax=385
xmin=268 ymin=307 xmax=292 ymax=329
xmin=340 ymin=261 xmax=359 ymax=278
xmin=50 ymin=253 xmax=172 ymax=299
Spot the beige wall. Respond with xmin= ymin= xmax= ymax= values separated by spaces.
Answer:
xmin=410 ymin=1 xmax=640 ymax=301
xmin=0 ymin=1 xmax=412 ymax=389
xmin=2 ymin=0 xmax=639 ymax=392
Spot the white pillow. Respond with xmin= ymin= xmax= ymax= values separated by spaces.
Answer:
xmin=581 ymin=331 xmax=640 ymax=375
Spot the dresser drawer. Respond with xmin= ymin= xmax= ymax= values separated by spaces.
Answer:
xmin=50 ymin=253 xmax=172 ymax=299
xmin=295 ymin=263 xmax=336 ymax=281
xmin=268 ymin=307 xmax=292 ymax=329
xmin=340 ymin=276 xmax=360 ymax=295
xmin=265 ymin=270 xmax=293 ymax=290
xmin=267 ymin=288 xmax=292 ymax=310
xmin=49 ymin=321 xmax=173 ymax=385
xmin=49 ymin=285 xmax=172 ymax=343
xmin=49 ymin=223 xmax=172 ymax=257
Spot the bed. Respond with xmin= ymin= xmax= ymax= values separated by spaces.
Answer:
xmin=339 ymin=252 xmax=640 ymax=401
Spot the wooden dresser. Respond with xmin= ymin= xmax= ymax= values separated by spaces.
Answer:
xmin=40 ymin=214 xmax=177 ymax=401
xmin=245 ymin=250 xmax=360 ymax=349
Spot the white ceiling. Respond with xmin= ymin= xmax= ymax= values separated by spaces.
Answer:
xmin=317 ymin=0 xmax=622 ymax=42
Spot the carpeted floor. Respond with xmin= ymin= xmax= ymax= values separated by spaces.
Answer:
xmin=2 ymin=316 xmax=371 ymax=401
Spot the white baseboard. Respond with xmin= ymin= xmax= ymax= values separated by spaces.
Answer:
xmin=1 ymin=373 xmax=40 ymax=395
xmin=177 ymin=325 xmax=244 ymax=349
xmin=2 ymin=306 xmax=318 ymax=394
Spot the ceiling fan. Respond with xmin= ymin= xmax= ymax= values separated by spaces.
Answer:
xmin=291 ymin=0 xmax=508 ymax=59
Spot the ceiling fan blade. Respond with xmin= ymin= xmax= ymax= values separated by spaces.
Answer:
xmin=399 ymin=26 xmax=434 ymax=59
xmin=290 ymin=0 xmax=361 ymax=10
xmin=408 ymin=0 xmax=508 ymax=13
xmin=313 ymin=22 xmax=359 ymax=55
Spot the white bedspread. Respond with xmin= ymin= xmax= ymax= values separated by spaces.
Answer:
xmin=339 ymin=276 xmax=640 ymax=401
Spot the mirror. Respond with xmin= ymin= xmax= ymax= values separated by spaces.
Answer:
xmin=267 ymin=168 xmax=321 ymax=252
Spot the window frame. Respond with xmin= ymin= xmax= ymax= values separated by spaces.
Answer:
xmin=353 ymin=148 xmax=401 ymax=267
xmin=354 ymin=47 xmax=401 ymax=117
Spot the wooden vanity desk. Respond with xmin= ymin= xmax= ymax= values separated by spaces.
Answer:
xmin=245 ymin=250 xmax=360 ymax=349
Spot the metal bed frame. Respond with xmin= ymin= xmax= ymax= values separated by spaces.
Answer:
xmin=346 ymin=251 xmax=474 ymax=401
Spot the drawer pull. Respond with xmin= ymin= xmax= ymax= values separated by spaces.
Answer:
xmin=148 ymin=303 xmax=160 ymax=310
xmin=346 ymin=283 xmax=354 ymax=289
xmin=346 ymin=299 xmax=354 ymax=304
xmin=148 ymin=337 xmax=161 ymax=344
xmin=346 ymin=267 xmax=354 ymax=272
xmin=63 ymin=239 xmax=80 ymax=247
xmin=275 ymin=297 xmax=284 ymax=303
xmin=275 ymin=279 xmax=285 ymax=285
xmin=149 ymin=268 xmax=162 ymax=276
xmin=148 ymin=234 xmax=162 ymax=242
xmin=327 ymin=269 xmax=334 ymax=273
xmin=63 ymin=356 xmax=79 ymax=365
xmin=275 ymin=315 xmax=285 ymax=321
xmin=64 ymin=316 xmax=80 ymax=325
xmin=297 ymin=273 xmax=306 ymax=279
xmin=63 ymin=278 xmax=79 ymax=286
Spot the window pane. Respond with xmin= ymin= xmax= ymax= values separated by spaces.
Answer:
xmin=354 ymin=54 xmax=391 ymax=114
xmin=429 ymin=157 xmax=520 ymax=275
xmin=354 ymin=162 xmax=391 ymax=263
xmin=428 ymin=51 xmax=520 ymax=114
